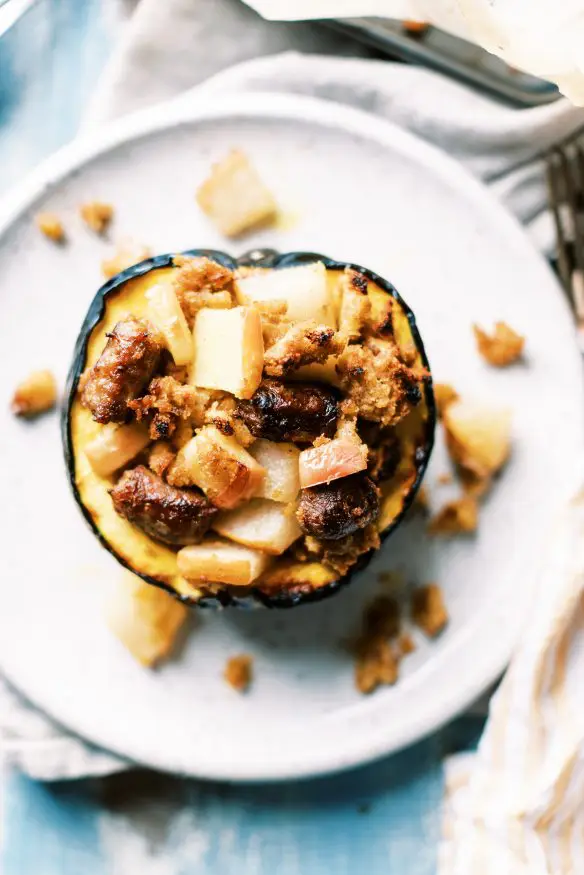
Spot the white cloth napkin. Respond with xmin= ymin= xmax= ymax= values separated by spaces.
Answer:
xmin=2 ymin=9 xmax=584 ymax=870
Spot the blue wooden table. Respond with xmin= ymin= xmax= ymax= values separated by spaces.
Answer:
xmin=0 ymin=3 xmax=484 ymax=871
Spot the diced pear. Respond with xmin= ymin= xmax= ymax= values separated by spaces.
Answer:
xmin=213 ymin=499 xmax=302 ymax=555
xmin=190 ymin=306 xmax=263 ymax=399
xmin=85 ymin=422 xmax=150 ymax=477
xmin=171 ymin=425 xmax=264 ymax=509
xmin=105 ymin=571 xmax=189 ymax=667
xmin=443 ymin=400 xmax=511 ymax=478
xmin=290 ymin=356 xmax=341 ymax=387
xmin=236 ymin=262 xmax=336 ymax=327
xmin=249 ymin=439 xmax=300 ymax=503
xmin=146 ymin=282 xmax=193 ymax=365
xmin=177 ymin=539 xmax=271 ymax=586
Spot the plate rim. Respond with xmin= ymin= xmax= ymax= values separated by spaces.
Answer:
xmin=0 ymin=90 xmax=581 ymax=781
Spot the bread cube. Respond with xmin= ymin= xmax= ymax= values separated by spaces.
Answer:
xmin=236 ymin=262 xmax=336 ymax=327
xmin=213 ymin=499 xmax=302 ymax=555
xmin=190 ymin=306 xmax=263 ymax=399
xmin=196 ymin=150 xmax=277 ymax=237
xmin=177 ymin=539 xmax=271 ymax=586
xmin=249 ymin=439 xmax=300 ymax=502
xmin=170 ymin=425 xmax=264 ymax=509
xmin=146 ymin=282 xmax=192 ymax=366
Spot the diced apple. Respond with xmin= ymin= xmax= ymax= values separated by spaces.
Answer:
xmin=190 ymin=306 xmax=263 ymax=399
xmin=299 ymin=438 xmax=368 ymax=489
xmin=290 ymin=356 xmax=342 ymax=387
xmin=146 ymin=282 xmax=192 ymax=365
xmin=85 ymin=422 xmax=150 ymax=477
xmin=249 ymin=439 xmax=300 ymax=502
xmin=213 ymin=499 xmax=302 ymax=555
xmin=177 ymin=539 xmax=271 ymax=586
xmin=236 ymin=262 xmax=336 ymax=327
xmin=169 ymin=425 xmax=264 ymax=509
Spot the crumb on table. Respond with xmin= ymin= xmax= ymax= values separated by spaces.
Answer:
xmin=224 ymin=654 xmax=253 ymax=692
xmin=101 ymin=239 xmax=152 ymax=279
xmin=80 ymin=201 xmax=114 ymax=234
xmin=196 ymin=150 xmax=277 ymax=238
xmin=363 ymin=595 xmax=401 ymax=639
xmin=428 ymin=496 xmax=478 ymax=536
xmin=433 ymin=383 xmax=459 ymax=418
xmin=11 ymin=369 xmax=57 ymax=417
xmin=411 ymin=583 xmax=448 ymax=637
xmin=36 ymin=212 xmax=65 ymax=243
xmin=473 ymin=321 xmax=524 ymax=367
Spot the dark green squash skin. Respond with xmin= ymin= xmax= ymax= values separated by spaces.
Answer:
xmin=62 ymin=249 xmax=435 ymax=610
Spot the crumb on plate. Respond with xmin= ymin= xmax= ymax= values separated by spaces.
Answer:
xmin=196 ymin=150 xmax=277 ymax=238
xmin=437 ymin=472 xmax=453 ymax=485
xmin=473 ymin=321 xmax=524 ymax=367
xmin=413 ymin=484 xmax=430 ymax=513
xmin=36 ymin=212 xmax=65 ymax=243
xmin=101 ymin=239 xmax=152 ymax=279
xmin=433 ymin=383 xmax=459 ymax=418
xmin=80 ymin=201 xmax=114 ymax=234
xmin=354 ymin=637 xmax=399 ymax=694
xmin=224 ymin=654 xmax=253 ymax=692
xmin=363 ymin=595 xmax=401 ymax=639
xmin=11 ymin=369 xmax=57 ymax=417
xmin=397 ymin=632 xmax=416 ymax=655
xmin=411 ymin=583 xmax=448 ymax=637
xmin=105 ymin=571 xmax=190 ymax=667
xmin=428 ymin=496 xmax=478 ymax=536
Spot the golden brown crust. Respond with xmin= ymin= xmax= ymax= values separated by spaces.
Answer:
xmin=411 ymin=584 xmax=448 ymax=637
xmin=172 ymin=256 xmax=234 ymax=326
xmin=129 ymin=377 xmax=214 ymax=440
xmin=224 ymin=654 xmax=253 ymax=692
xmin=148 ymin=441 xmax=176 ymax=479
xmin=263 ymin=320 xmax=345 ymax=377
xmin=338 ymin=269 xmax=371 ymax=340
xmin=473 ymin=321 xmax=524 ymax=367
xmin=11 ymin=370 xmax=57 ymax=417
xmin=36 ymin=212 xmax=65 ymax=243
xmin=80 ymin=201 xmax=114 ymax=234
xmin=336 ymin=338 xmax=424 ymax=427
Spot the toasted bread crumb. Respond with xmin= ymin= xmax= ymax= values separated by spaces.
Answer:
xmin=197 ymin=150 xmax=277 ymax=238
xmin=473 ymin=322 xmax=524 ymax=367
xmin=354 ymin=637 xmax=399 ymax=694
xmin=397 ymin=632 xmax=416 ymax=655
xmin=437 ymin=472 xmax=453 ymax=485
xmin=101 ymin=239 xmax=152 ymax=279
xmin=80 ymin=201 xmax=114 ymax=234
xmin=428 ymin=496 xmax=478 ymax=536
xmin=36 ymin=212 xmax=65 ymax=242
xmin=460 ymin=469 xmax=491 ymax=501
xmin=411 ymin=584 xmax=448 ymax=637
xmin=377 ymin=569 xmax=405 ymax=592
xmin=434 ymin=383 xmax=459 ymax=418
xmin=364 ymin=595 xmax=401 ymax=639
xmin=264 ymin=320 xmax=345 ymax=377
xmin=224 ymin=654 xmax=253 ymax=692
xmin=148 ymin=441 xmax=176 ymax=479
xmin=11 ymin=370 xmax=57 ymax=417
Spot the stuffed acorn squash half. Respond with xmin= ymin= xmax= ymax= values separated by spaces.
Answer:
xmin=63 ymin=249 xmax=435 ymax=608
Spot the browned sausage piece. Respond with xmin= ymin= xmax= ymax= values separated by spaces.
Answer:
xmin=110 ymin=465 xmax=217 ymax=547
xmin=296 ymin=473 xmax=380 ymax=540
xmin=81 ymin=318 xmax=163 ymax=423
xmin=236 ymin=380 xmax=338 ymax=444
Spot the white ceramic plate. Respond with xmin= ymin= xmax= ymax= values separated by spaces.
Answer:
xmin=0 ymin=93 xmax=582 ymax=781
